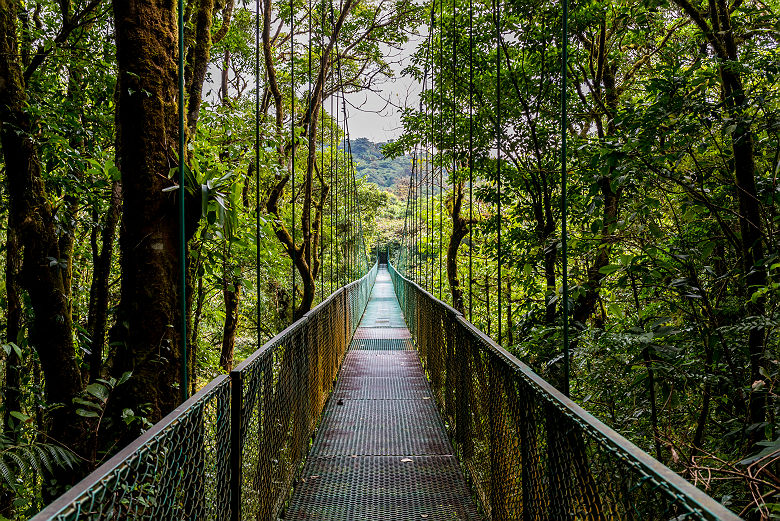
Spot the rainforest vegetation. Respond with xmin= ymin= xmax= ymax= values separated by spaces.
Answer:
xmin=0 ymin=0 xmax=413 ymax=516
xmin=388 ymin=0 xmax=780 ymax=515
xmin=0 ymin=0 xmax=778 ymax=517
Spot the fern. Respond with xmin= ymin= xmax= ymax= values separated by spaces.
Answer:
xmin=0 ymin=436 xmax=78 ymax=487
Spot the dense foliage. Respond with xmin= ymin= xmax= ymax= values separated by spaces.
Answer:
xmin=1 ymin=0 xmax=778 ymax=516
xmin=390 ymin=0 xmax=780 ymax=516
xmin=350 ymin=137 xmax=412 ymax=190
xmin=0 ymin=0 xmax=413 ymax=517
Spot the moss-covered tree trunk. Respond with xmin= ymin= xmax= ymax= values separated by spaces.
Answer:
xmin=220 ymin=279 xmax=241 ymax=372
xmin=108 ymin=0 xmax=227 ymax=427
xmin=0 ymin=0 xmax=88 ymax=495
xmin=1 ymin=227 xmax=22 ymax=517
xmin=86 ymin=180 xmax=122 ymax=381
xmin=108 ymin=0 xmax=187 ymax=426
xmin=446 ymin=182 xmax=470 ymax=315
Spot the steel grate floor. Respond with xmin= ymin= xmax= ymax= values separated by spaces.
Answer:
xmin=353 ymin=327 xmax=411 ymax=339
xmin=286 ymin=456 xmax=481 ymax=520
xmin=350 ymin=338 xmax=414 ymax=350
xmin=285 ymin=269 xmax=482 ymax=520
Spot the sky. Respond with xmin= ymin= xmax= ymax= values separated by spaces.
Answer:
xmin=204 ymin=18 xmax=423 ymax=144
xmin=342 ymin=37 xmax=422 ymax=143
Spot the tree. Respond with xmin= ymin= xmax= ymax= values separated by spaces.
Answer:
xmin=260 ymin=0 xmax=419 ymax=318
xmin=106 ymin=0 xmax=234 ymax=434
xmin=0 ymin=0 xmax=106 ymax=496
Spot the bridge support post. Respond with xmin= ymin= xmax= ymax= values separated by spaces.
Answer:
xmin=343 ymin=289 xmax=349 ymax=342
xmin=230 ymin=370 xmax=242 ymax=521
xmin=455 ymin=321 xmax=472 ymax=459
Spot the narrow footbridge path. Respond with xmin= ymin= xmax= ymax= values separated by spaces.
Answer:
xmin=286 ymin=268 xmax=481 ymax=519
xmin=34 ymin=263 xmax=741 ymax=521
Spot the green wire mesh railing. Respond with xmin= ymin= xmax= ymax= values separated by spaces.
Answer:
xmin=32 ymin=376 xmax=231 ymax=521
xmin=388 ymin=263 xmax=740 ymax=521
xmin=31 ymin=263 xmax=377 ymax=521
xmin=229 ymin=262 xmax=377 ymax=521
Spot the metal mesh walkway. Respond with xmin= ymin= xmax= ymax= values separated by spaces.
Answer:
xmin=285 ymin=268 xmax=482 ymax=520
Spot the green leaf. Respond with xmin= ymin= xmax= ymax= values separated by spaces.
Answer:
xmin=739 ymin=437 xmax=780 ymax=465
xmin=117 ymin=371 xmax=132 ymax=386
xmin=647 ymin=222 xmax=664 ymax=238
xmin=85 ymin=383 xmax=109 ymax=401
xmin=0 ymin=460 xmax=13 ymax=486
xmin=9 ymin=411 xmax=30 ymax=423
xmin=73 ymin=397 xmax=101 ymax=409
xmin=76 ymin=409 xmax=100 ymax=418
xmin=598 ymin=264 xmax=621 ymax=275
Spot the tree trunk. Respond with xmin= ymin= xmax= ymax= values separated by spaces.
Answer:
xmin=0 ymin=0 xmax=87 ymax=494
xmin=721 ymin=65 xmax=766 ymax=441
xmin=220 ymin=280 xmax=241 ymax=372
xmin=573 ymin=62 xmax=620 ymax=327
xmin=188 ymin=239 xmax=205 ymax=396
xmin=185 ymin=0 xmax=216 ymax=133
xmin=672 ymin=0 xmax=767 ymax=444
xmin=446 ymin=182 xmax=470 ymax=315
xmin=87 ymin=181 xmax=122 ymax=381
xmin=220 ymin=48 xmax=230 ymax=103
xmin=1 ymin=227 xmax=22 ymax=517
xmin=108 ymin=0 xmax=189 ymax=427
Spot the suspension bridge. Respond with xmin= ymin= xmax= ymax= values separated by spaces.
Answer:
xmin=22 ymin=0 xmax=747 ymax=517
xmin=31 ymin=261 xmax=739 ymax=520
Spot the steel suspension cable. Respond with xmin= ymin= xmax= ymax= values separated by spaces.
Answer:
xmin=428 ymin=139 xmax=433 ymax=291
xmin=342 ymin=94 xmax=351 ymax=278
xmin=415 ymin=153 xmax=420 ymax=282
xmin=329 ymin=64 xmax=334 ymax=294
xmin=561 ymin=0 xmax=570 ymax=396
xmin=438 ymin=0 xmax=444 ymax=301
xmin=328 ymin=0 xmax=339 ymax=287
xmin=398 ymin=152 xmax=414 ymax=271
xmin=343 ymin=122 xmax=366 ymax=272
xmin=255 ymin=0 xmax=262 ymax=354
xmin=418 ymin=153 xmax=422 ymax=283
xmin=424 ymin=0 xmax=435 ymax=289
xmin=309 ymin=0 xmax=319 ymax=301
xmin=468 ymin=0 xmax=473 ymax=322
xmin=291 ymin=0 xmax=297 ymax=320
xmin=493 ymin=0 xmax=502 ymax=345
xmin=450 ymin=0 xmax=456 ymax=306
xmin=177 ymin=0 xmax=188 ymax=401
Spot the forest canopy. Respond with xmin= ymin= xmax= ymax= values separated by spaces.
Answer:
xmin=387 ymin=0 xmax=780 ymax=515
xmin=0 ymin=0 xmax=414 ymax=516
xmin=0 ymin=0 xmax=779 ymax=517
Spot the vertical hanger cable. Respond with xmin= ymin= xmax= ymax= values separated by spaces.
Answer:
xmin=177 ymin=0 xmax=188 ymax=401
xmin=561 ymin=0 xmax=570 ymax=395
xmin=493 ymin=0 xmax=502 ymax=344
xmin=467 ymin=0 xmax=473 ymax=322
xmin=291 ymin=0 xmax=297 ymax=320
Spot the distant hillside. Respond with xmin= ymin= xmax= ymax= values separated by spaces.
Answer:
xmin=348 ymin=138 xmax=411 ymax=190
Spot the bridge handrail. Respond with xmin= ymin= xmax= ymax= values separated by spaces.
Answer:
xmin=229 ymin=262 xmax=377 ymax=521
xmin=31 ymin=263 xmax=378 ymax=521
xmin=388 ymin=262 xmax=740 ymax=521
xmin=31 ymin=375 xmax=232 ymax=521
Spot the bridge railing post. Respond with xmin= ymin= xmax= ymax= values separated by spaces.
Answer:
xmin=229 ymin=370 xmax=242 ymax=521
